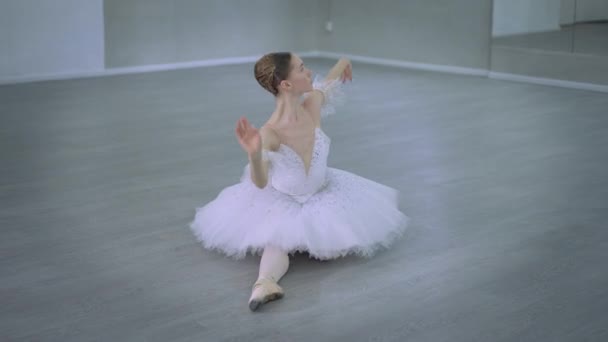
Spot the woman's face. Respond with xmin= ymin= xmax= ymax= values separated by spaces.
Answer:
xmin=285 ymin=54 xmax=313 ymax=94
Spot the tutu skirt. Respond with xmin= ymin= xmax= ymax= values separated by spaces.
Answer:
xmin=189 ymin=167 xmax=409 ymax=260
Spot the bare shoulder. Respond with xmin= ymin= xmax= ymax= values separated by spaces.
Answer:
xmin=302 ymin=91 xmax=324 ymax=127
xmin=303 ymin=89 xmax=324 ymax=113
xmin=259 ymin=124 xmax=280 ymax=151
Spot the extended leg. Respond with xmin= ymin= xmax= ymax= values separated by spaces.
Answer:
xmin=248 ymin=245 xmax=289 ymax=311
xmin=258 ymin=244 xmax=289 ymax=283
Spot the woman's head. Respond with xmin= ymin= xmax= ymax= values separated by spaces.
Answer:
xmin=254 ymin=52 xmax=313 ymax=97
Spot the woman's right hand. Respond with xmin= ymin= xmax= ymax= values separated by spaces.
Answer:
xmin=235 ymin=117 xmax=262 ymax=157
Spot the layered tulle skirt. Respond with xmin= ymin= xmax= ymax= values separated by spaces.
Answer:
xmin=189 ymin=167 xmax=409 ymax=260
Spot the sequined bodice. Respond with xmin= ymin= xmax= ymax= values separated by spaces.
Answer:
xmin=265 ymin=127 xmax=331 ymax=202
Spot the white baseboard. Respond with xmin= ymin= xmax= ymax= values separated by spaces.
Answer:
xmin=2 ymin=50 xmax=607 ymax=94
xmin=488 ymin=71 xmax=608 ymax=93
xmin=0 ymin=68 xmax=106 ymax=86
xmin=101 ymin=51 xmax=321 ymax=77
xmin=316 ymin=51 xmax=608 ymax=93
xmin=0 ymin=51 xmax=321 ymax=86
xmin=315 ymin=51 xmax=489 ymax=77
xmin=0 ymin=50 xmax=488 ymax=85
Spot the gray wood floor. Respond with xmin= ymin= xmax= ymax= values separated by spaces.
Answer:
xmin=1 ymin=58 xmax=607 ymax=341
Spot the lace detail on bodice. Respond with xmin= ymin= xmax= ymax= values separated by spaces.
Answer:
xmin=241 ymin=127 xmax=331 ymax=204
xmin=268 ymin=127 xmax=331 ymax=203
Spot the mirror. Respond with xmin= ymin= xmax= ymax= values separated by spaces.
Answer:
xmin=492 ymin=0 xmax=575 ymax=53
xmin=490 ymin=0 xmax=608 ymax=88
xmin=571 ymin=0 xmax=608 ymax=56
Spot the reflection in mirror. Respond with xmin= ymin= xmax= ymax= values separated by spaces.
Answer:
xmin=490 ymin=0 xmax=608 ymax=90
xmin=492 ymin=0 xmax=575 ymax=53
xmin=492 ymin=0 xmax=608 ymax=56
xmin=572 ymin=0 xmax=608 ymax=56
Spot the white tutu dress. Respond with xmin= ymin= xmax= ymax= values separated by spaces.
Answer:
xmin=189 ymin=76 xmax=409 ymax=260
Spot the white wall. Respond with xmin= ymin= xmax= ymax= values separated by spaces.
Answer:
xmin=492 ymin=0 xmax=562 ymax=37
xmin=318 ymin=0 xmax=493 ymax=70
xmin=560 ymin=0 xmax=576 ymax=25
xmin=103 ymin=0 xmax=320 ymax=68
xmin=0 ymin=0 xmax=104 ymax=81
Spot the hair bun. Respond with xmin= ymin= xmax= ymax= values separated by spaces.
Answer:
xmin=254 ymin=52 xmax=292 ymax=96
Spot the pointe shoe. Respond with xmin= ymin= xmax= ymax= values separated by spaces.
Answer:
xmin=248 ymin=277 xmax=284 ymax=312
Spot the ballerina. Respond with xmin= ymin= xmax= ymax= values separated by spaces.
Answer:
xmin=190 ymin=52 xmax=409 ymax=311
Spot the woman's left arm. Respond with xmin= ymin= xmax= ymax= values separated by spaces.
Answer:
xmin=326 ymin=58 xmax=352 ymax=83
xmin=303 ymin=58 xmax=351 ymax=119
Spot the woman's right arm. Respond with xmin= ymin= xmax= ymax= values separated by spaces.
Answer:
xmin=248 ymin=149 xmax=269 ymax=189
xmin=248 ymin=126 xmax=278 ymax=188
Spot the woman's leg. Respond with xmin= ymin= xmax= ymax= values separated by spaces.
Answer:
xmin=258 ymin=244 xmax=289 ymax=283
xmin=249 ymin=245 xmax=289 ymax=311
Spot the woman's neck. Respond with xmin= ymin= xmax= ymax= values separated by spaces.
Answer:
xmin=270 ymin=92 xmax=304 ymax=126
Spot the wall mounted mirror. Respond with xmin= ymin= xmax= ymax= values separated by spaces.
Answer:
xmin=490 ymin=0 xmax=608 ymax=88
